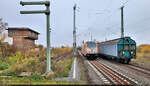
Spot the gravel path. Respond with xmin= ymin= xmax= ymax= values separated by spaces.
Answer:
xmin=131 ymin=62 xmax=150 ymax=71
xmin=84 ymin=60 xmax=105 ymax=85
xmin=78 ymin=52 xmax=107 ymax=85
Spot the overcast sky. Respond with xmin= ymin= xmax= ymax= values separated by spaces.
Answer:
xmin=0 ymin=0 xmax=150 ymax=47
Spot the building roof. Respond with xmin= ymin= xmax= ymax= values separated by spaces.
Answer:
xmin=7 ymin=27 xmax=40 ymax=34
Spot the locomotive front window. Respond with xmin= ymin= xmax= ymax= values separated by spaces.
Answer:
xmin=131 ymin=45 xmax=136 ymax=50
xmin=87 ymin=43 xmax=96 ymax=49
xmin=124 ymin=45 xmax=129 ymax=50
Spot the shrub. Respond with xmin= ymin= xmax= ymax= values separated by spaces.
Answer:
xmin=22 ymin=58 xmax=40 ymax=73
xmin=1 ymin=46 xmax=73 ymax=77
xmin=52 ymin=57 xmax=73 ymax=78
xmin=30 ymin=73 xmax=44 ymax=81
xmin=51 ymin=46 xmax=72 ymax=57
xmin=0 ymin=69 xmax=13 ymax=76
xmin=62 ymin=71 xmax=68 ymax=77
xmin=66 ymin=58 xmax=73 ymax=70
xmin=45 ymin=72 xmax=55 ymax=80
xmin=8 ymin=51 xmax=23 ymax=64
xmin=8 ymin=63 xmax=23 ymax=75
xmin=0 ymin=61 xmax=9 ymax=70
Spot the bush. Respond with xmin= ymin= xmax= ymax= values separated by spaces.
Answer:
xmin=7 ymin=51 xmax=42 ymax=75
xmin=62 ymin=71 xmax=68 ymax=77
xmin=1 ymin=47 xmax=73 ymax=77
xmin=7 ymin=57 xmax=40 ymax=76
xmin=8 ymin=63 xmax=23 ymax=75
xmin=0 ymin=69 xmax=13 ymax=76
xmin=45 ymin=72 xmax=55 ymax=80
xmin=0 ymin=61 xmax=9 ymax=70
xmin=51 ymin=46 xmax=72 ymax=57
xmin=30 ymin=73 xmax=44 ymax=81
xmin=8 ymin=51 xmax=23 ymax=64
xmin=66 ymin=59 xmax=73 ymax=70
xmin=22 ymin=58 xmax=46 ymax=73
xmin=52 ymin=57 xmax=73 ymax=78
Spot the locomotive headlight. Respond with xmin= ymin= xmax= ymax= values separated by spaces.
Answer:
xmin=131 ymin=51 xmax=134 ymax=55
xmin=122 ymin=51 xmax=125 ymax=54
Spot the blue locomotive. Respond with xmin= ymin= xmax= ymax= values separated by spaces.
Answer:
xmin=98 ymin=37 xmax=136 ymax=64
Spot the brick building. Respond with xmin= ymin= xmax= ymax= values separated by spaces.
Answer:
xmin=7 ymin=27 xmax=39 ymax=51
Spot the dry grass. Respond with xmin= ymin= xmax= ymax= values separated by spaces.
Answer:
xmin=52 ymin=54 xmax=73 ymax=78
xmin=0 ymin=46 xmax=74 ymax=84
xmin=131 ymin=52 xmax=150 ymax=69
xmin=131 ymin=44 xmax=150 ymax=69
xmin=0 ymin=81 xmax=79 ymax=85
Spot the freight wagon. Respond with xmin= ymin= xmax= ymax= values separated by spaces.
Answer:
xmin=98 ymin=37 xmax=136 ymax=63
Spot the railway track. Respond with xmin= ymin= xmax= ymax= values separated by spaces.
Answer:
xmin=78 ymin=51 xmax=139 ymax=85
xmin=52 ymin=50 xmax=73 ymax=62
xmin=126 ymin=64 xmax=150 ymax=76
xmin=98 ymin=57 xmax=150 ymax=77
xmin=89 ymin=60 xmax=138 ymax=85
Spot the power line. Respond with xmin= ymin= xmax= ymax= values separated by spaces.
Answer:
xmin=77 ymin=0 xmax=138 ymax=43
xmin=121 ymin=0 xmax=135 ymax=7
xmin=126 ymin=17 xmax=150 ymax=28
xmin=76 ymin=1 xmax=125 ymax=35
xmin=121 ymin=0 xmax=129 ymax=7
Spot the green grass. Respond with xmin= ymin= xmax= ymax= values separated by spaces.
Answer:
xmin=0 ymin=77 xmax=79 ymax=85
xmin=30 ymin=73 xmax=44 ymax=82
xmin=0 ymin=61 xmax=9 ymax=70
xmin=0 ymin=55 xmax=87 ymax=85
xmin=0 ymin=69 xmax=13 ymax=76
xmin=0 ymin=54 xmax=74 ymax=85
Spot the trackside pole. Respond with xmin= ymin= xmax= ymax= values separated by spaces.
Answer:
xmin=46 ymin=4 xmax=51 ymax=74
xmin=73 ymin=4 xmax=77 ymax=58
xmin=20 ymin=1 xmax=51 ymax=74
xmin=72 ymin=4 xmax=77 ymax=79
xmin=121 ymin=6 xmax=124 ymax=38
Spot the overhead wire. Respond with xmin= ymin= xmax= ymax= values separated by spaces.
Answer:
xmin=121 ymin=0 xmax=150 ymax=35
xmin=77 ymin=0 xmax=148 ymax=43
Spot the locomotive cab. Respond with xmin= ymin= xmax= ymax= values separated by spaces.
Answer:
xmin=118 ymin=37 xmax=136 ymax=63
xmin=82 ymin=41 xmax=98 ymax=60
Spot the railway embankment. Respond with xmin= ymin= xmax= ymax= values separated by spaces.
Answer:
xmin=131 ymin=57 xmax=150 ymax=71
xmin=131 ymin=44 xmax=150 ymax=70
xmin=0 ymin=47 xmax=82 ymax=85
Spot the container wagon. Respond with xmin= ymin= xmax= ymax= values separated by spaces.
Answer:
xmin=98 ymin=37 xmax=136 ymax=63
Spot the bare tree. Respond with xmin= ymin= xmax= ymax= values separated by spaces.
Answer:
xmin=0 ymin=18 xmax=8 ymax=42
xmin=0 ymin=18 xmax=9 ymax=61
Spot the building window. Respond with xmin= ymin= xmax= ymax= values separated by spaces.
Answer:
xmin=29 ymin=31 xmax=32 ymax=35
xmin=32 ymin=32 xmax=36 ymax=37
xmin=14 ymin=37 xmax=22 ymax=41
xmin=15 ymin=44 xmax=23 ymax=48
xmin=29 ymin=31 xmax=36 ymax=37
xmin=9 ymin=30 xmax=18 ymax=34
